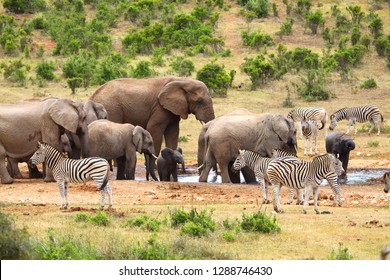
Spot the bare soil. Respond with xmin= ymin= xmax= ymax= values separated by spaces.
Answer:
xmin=1 ymin=159 xmax=389 ymax=215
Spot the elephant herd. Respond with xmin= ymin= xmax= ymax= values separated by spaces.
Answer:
xmin=0 ymin=76 xmax=215 ymax=184
xmin=0 ymin=76 xmax=385 ymax=199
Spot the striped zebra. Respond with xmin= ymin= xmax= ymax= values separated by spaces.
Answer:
xmin=267 ymin=153 xmax=344 ymax=214
xmin=384 ymin=172 xmax=390 ymax=193
xmin=232 ymin=149 xmax=302 ymax=205
xmin=329 ymin=105 xmax=384 ymax=135
xmin=301 ymin=120 xmax=319 ymax=156
xmin=287 ymin=107 xmax=327 ymax=138
xmin=29 ymin=142 xmax=112 ymax=210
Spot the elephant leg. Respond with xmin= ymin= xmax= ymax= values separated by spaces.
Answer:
xmin=28 ymin=165 xmax=43 ymax=178
xmin=0 ymin=145 xmax=13 ymax=184
xmin=228 ymin=161 xmax=241 ymax=183
xmin=172 ymin=169 xmax=178 ymax=182
xmin=199 ymin=148 xmax=217 ymax=182
xmin=240 ymin=166 xmax=257 ymax=184
xmin=116 ymin=156 xmax=126 ymax=180
xmin=125 ymin=153 xmax=136 ymax=180
xmin=164 ymin=120 xmax=180 ymax=150
xmin=6 ymin=157 xmax=23 ymax=179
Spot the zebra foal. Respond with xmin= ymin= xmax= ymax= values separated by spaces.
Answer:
xmin=287 ymin=107 xmax=327 ymax=138
xmin=329 ymin=105 xmax=383 ymax=135
xmin=232 ymin=149 xmax=302 ymax=205
xmin=301 ymin=120 xmax=319 ymax=156
xmin=267 ymin=153 xmax=344 ymax=214
xmin=29 ymin=142 xmax=112 ymax=210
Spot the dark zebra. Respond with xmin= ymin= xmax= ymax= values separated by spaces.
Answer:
xmin=232 ymin=149 xmax=302 ymax=204
xmin=267 ymin=153 xmax=344 ymax=214
xmin=287 ymin=107 xmax=327 ymax=138
xmin=384 ymin=172 xmax=390 ymax=193
xmin=29 ymin=142 xmax=112 ymax=210
xmin=301 ymin=120 xmax=319 ymax=156
xmin=329 ymin=105 xmax=384 ymax=135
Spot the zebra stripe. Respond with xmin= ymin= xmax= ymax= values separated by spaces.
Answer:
xmin=267 ymin=153 xmax=344 ymax=214
xmin=329 ymin=105 xmax=383 ymax=135
xmin=233 ymin=149 xmax=302 ymax=205
xmin=301 ymin=120 xmax=319 ymax=156
xmin=29 ymin=142 xmax=112 ymax=210
xmin=287 ymin=107 xmax=327 ymax=132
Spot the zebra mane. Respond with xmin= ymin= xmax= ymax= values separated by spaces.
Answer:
xmin=39 ymin=142 xmax=65 ymax=156
xmin=331 ymin=108 xmax=347 ymax=120
xmin=313 ymin=153 xmax=333 ymax=162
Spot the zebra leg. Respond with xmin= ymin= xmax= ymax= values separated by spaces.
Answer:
xmin=298 ymin=122 xmax=303 ymax=139
xmin=64 ymin=182 xmax=69 ymax=209
xmin=100 ymin=188 xmax=106 ymax=210
xmin=259 ymin=179 xmax=269 ymax=204
xmin=312 ymin=186 xmax=320 ymax=214
xmin=296 ymin=189 xmax=304 ymax=205
xmin=303 ymin=185 xmax=312 ymax=214
xmin=57 ymin=181 xmax=66 ymax=209
xmin=286 ymin=189 xmax=294 ymax=205
xmin=368 ymin=120 xmax=376 ymax=135
xmin=272 ymin=184 xmax=284 ymax=213
xmin=106 ymin=183 xmax=113 ymax=209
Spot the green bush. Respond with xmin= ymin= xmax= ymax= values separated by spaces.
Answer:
xmin=305 ymin=10 xmax=325 ymax=35
xmin=169 ymin=56 xmax=195 ymax=77
xmin=130 ymin=234 xmax=172 ymax=260
xmin=245 ymin=0 xmax=269 ymax=18
xmin=367 ymin=140 xmax=379 ymax=147
xmin=291 ymin=69 xmax=333 ymax=101
xmin=0 ymin=58 xmax=31 ymax=86
xmin=276 ymin=17 xmax=294 ymax=36
xmin=240 ymin=211 xmax=281 ymax=233
xmin=327 ymin=244 xmax=353 ymax=260
xmin=169 ymin=208 xmax=216 ymax=237
xmin=196 ymin=63 xmax=231 ymax=97
xmin=131 ymin=60 xmax=155 ymax=78
xmin=373 ymin=35 xmax=390 ymax=57
xmin=63 ymin=51 xmax=97 ymax=88
xmin=90 ymin=211 xmax=110 ymax=227
xmin=3 ymin=0 xmax=47 ymax=14
xmin=93 ymin=54 xmax=129 ymax=85
xmin=222 ymin=231 xmax=236 ymax=242
xmin=242 ymin=54 xmax=275 ymax=89
xmin=359 ymin=78 xmax=377 ymax=89
xmin=36 ymin=60 xmax=56 ymax=81
xmin=0 ymin=211 xmax=36 ymax=259
xmin=180 ymin=221 xmax=208 ymax=237
xmin=67 ymin=77 xmax=83 ymax=94
xmin=74 ymin=212 xmax=89 ymax=223
xmin=241 ymin=30 xmax=275 ymax=49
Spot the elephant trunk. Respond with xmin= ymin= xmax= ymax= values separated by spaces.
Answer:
xmin=179 ymin=157 xmax=186 ymax=174
xmin=145 ymin=153 xmax=158 ymax=181
xmin=78 ymin=130 xmax=89 ymax=158
xmin=346 ymin=140 xmax=355 ymax=150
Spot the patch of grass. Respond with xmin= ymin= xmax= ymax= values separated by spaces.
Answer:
xmin=90 ymin=211 xmax=110 ymax=227
xmin=367 ymin=140 xmax=379 ymax=147
xmin=222 ymin=231 xmax=236 ymax=242
xmin=240 ymin=210 xmax=281 ymax=233
xmin=359 ymin=78 xmax=377 ymax=89
xmin=327 ymin=244 xmax=354 ymax=260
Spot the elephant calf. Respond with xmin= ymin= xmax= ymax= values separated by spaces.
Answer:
xmin=157 ymin=147 xmax=185 ymax=182
xmin=88 ymin=120 xmax=158 ymax=180
xmin=325 ymin=131 xmax=355 ymax=176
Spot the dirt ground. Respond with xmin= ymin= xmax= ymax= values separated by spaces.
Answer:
xmin=1 ymin=159 xmax=389 ymax=213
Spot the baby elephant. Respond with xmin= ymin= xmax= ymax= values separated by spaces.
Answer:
xmin=157 ymin=147 xmax=186 ymax=181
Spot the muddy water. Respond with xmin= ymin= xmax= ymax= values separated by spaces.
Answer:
xmin=175 ymin=167 xmax=389 ymax=186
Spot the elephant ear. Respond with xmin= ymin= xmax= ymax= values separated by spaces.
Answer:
xmin=158 ymin=80 xmax=189 ymax=119
xmin=271 ymin=114 xmax=291 ymax=143
xmin=84 ymin=100 xmax=108 ymax=124
xmin=48 ymin=99 xmax=84 ymax=134
xmin=133 ymin=126 xmax=145 ymax=153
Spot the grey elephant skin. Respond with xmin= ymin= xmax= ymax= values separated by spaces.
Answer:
xmin=89 ymin=76 xmax=215 ymax=156
xmin=0 ymin=98 xmax=89 ymax=184
xmin=66 ymin=100 xmax=108 ymax=159
xmin=88 ymin=119 xmax=157 ymax=180
xmin=198 ymin=109 xmax=297 ymax=184
xmin=157 ymin=147 xmax=185 ymax=182
xmin=325 ymin=131 xmax=355 ymax=176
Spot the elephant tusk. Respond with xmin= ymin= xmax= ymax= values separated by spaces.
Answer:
xmin=200 ymin=120 xmax=205 ymax=125
xmin=152 ymin=154 xmax=158 ymax=159
xmin=197 ymin=164 xmax=204 ymax=170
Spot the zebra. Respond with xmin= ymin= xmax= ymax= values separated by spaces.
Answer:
xmin=329 ymin=105 xmax=384 ymax=135
xmin=383 ymin=171 xmax=390 ymax=193
xmin=287 ymin=107 xmax=327 ymax=138
xmin=267 ymin=153 xmax=344 ymax=214
xmin=301 ymin=120 xmax=319 ymax=156
xmin=29 ymin=142 xmax=112 ymax=210
xmin=232 ymin=149 xmax=302 ymax=205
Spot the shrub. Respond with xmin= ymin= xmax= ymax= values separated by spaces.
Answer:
xmin=240 ymin=211 xmax=281 ymax=233
xmin=169 ymin=208 xmax=216 ymax=237
xmin=196 ymin=63 xmax=231 ymax=97
xmin=346 ymin=5 xmax=364 ymax=26
xmin=368 ymin=17 xmax=383 ymax=39
xmin=305 ymin=10 xmax=325 ymax=35
xmin=3 ymin=0 xmax=47 ymax=14
xmin=245 ymin=0 xmax=269 ymax=18
xmin=241 ymin=30 xmax=275 ymax=50
xmin=131 ymin=60 xmax=155 ymax=78
xmin=0 ymin=59 xmax=31 ymax=86
xmin=373 ymin=35 xmax=390 ymax=57
xmin=0 ymin=211 xmax=36 ymax=259
xmin=130 ymin=234 xmax=172 ymax=260
xmin=276 ymin=17 xmax=294 ymax=36
xmin=327 ymin=244 xmax=353 ymax=260
xmin=367 ymin=140 xmax=379 ymax=147
xmin=90 ymin=211 xmax=110 ymax=227
xmin=74 ymin=213 xmax=89 ymax=223
xmin=67 ymin=77 xmax=83 ymax=94
xmin=242 ymin=54 xmax=275 ymax=89
xmin=359 ymin=78 xmax=377 ymax=89
xmin=36 ymin=60 xmax=56 ymax=81
xmin=180 ymin=221 xmax=208 ymax=237
xmin=93 ymin=54 xmax=129 ymax=85
xmin=291 ymin=69 xmax=333 ymax=101
xmin=63 ymin=51 xmax=97 ymax=88
xmin=222 ymin=231 xmax=236 ymax=242
xmin=169 ymin=56 xmax=195 ymax=77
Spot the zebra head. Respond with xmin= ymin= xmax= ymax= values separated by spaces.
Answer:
xmin=328 ymin=154 xmax=344 ymax=176
xmin=384 ymin=172 xmax=390 ymax=193
xmin=329 ymin=114 xmax=338 ymax=131
xmin=232 ymin=149 xmax=246 ymax=172
xmin=28 ymin=142 xmax=46 ymax=167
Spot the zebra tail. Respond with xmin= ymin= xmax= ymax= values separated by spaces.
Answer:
xmin=99 ymin=163 xmax=110 ymax=191
xmin=380 ymin=113 xmax=384 ymax=123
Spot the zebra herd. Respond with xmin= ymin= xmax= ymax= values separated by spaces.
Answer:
xmin=232 ymin=105 xmax=385 ymax=214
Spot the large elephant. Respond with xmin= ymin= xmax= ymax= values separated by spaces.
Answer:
xmin=0 ymin=98 xmax=89 ymax=184
xmin=157 ymin=147 xmax=186 ymax=182
xmin=87 ymin=119 xmax=158 ymax=180
xmin=325 ymin=131 xmax=355 ymax=176
xmin=6 ymin=133 xmax=72 ymax=179
xmin=89 ymin=76 xmax=215 ymax=156
xmin=198 ymin=109 xmax=297 ymax=184
xmin=66 ymin=100 xmax=108 ymax=159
